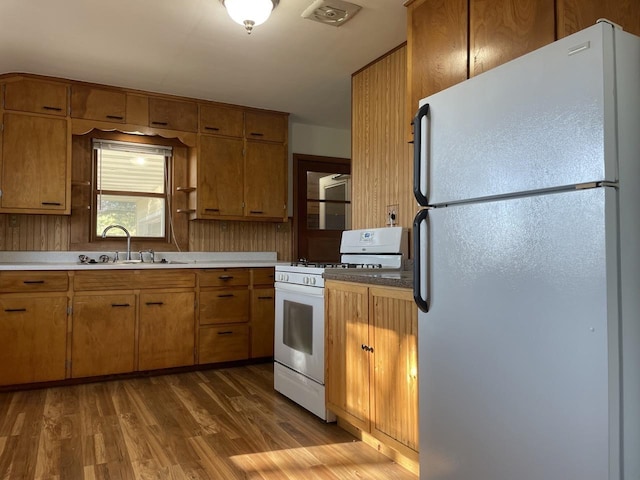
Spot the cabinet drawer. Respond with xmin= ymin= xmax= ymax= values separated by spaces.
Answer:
xmin=200 ymin=105 xmax=243 ymax=137
xmin=252 ymin=267 xmax=275 ymax=286
xmin=71 ymin=86 xmax=126 ymax=122
xmin=148 ymin=98 xmax=198 ymax=132
xmin=244 ymin=111 xmax=287 ymax=142
xmin=0 ymin=271 xmax=68 ymax=293
xmin=199 ymin=325 xmax=249 ymax=364
xmin=4 ymin=78 xmax=68 ymax=116
xmin=199 ymin=289 xmax=249 ymax=325
xmin=198 ymin=269 xmax=249 ymax=287
xmin=74 ymin=270 xmax=196 ymax=291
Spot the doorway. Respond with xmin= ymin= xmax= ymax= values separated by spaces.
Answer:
xmin=293 ymin=154 xmax=351 ymax=263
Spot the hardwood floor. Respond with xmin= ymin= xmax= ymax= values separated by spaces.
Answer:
xmin=0 ymin=363 xmax=417 ymax=479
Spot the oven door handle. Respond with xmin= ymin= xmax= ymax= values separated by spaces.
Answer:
xmin=275 ymin=282 xmax=325 ymax=297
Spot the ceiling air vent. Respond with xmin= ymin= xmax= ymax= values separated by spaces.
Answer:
xmin=301 ymin=0 xmax=362 ymax=27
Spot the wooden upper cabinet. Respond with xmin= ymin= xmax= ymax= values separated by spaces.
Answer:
xmin=470 ymin=0 xmax=555 ymax=77
xmin=557 ymin=0 xmax=640 ymax=38
xmin=244 ymin=111 xmax=287 ymax=143
xmin=244 ymin=141 xmax=287 ymax=219
xmin=200 ymin=104 xmax=244 ymax=137
xmin=4 ymin=78 xmax=68 ymax=116
xmin=148 ymin=97 xmax=198 ymax=132
xmin=1 ymin=113 xmax=68 ymax=212
xmin=406 ymin=0 xmax=468 ymax=116
xmin=71 ymin=85 xmax=126 ymax=123
xmin=198 ymin=135 xmax=244 ymax=217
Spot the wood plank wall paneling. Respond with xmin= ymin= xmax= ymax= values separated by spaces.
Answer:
xmin=352 ymin=45 xmax=416 ymax=242
xmin=0 ymin=214 xmax=293 ymax=259
xmin=189 ymin=220 xmax=293 ymax=261
xmin=0 ymin=214 xmax=69 ymax=251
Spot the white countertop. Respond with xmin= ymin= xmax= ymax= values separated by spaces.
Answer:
xmin=0 ymin=251 xmax=285 ymax=271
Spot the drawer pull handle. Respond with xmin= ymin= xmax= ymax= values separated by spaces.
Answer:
xmin=42 ymin=106 xmax=63 ymax=111
xmin=111 ymin=303 xmax=131 ymax=307
xmin=41 ymin=202 xmax=62 ymax=206
xmin=257 ymin=296 xmax=273 ymax=300
xmin=204 ymin=208 xmax=220 ymax=212
xmin=4 ymin=308 xmax=26 ymax=313
xmin=151 ymin=121 xmax=168 ymax=126
xmin=249 ymin=132 xmax=264 ymax=137
xmin=218 ymin=275 xmax=234 ymax=280
xmin=145 ymin=302 xmax=164 ymax=306
xmin=106 ymin=115 xmax=124 ymax=120
xmin=204 ymin=126 xmax=220 ymax=131
xmin=23 ymin=280 xmax=45 ymax=284
xmin=217 ymin=294 xmax=234 ymax=298
xmin=249 ymin=210 xmax=263 ymax=214
xmin=217 ymin=331 xmax=233 ymax=335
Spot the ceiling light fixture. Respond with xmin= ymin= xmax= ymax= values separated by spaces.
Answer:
xmin=222 ymin=0 xmax=279 ymax=34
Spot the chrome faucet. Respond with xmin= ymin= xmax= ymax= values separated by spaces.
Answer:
xmin=101 ymin=225 xmax=132 ymax=261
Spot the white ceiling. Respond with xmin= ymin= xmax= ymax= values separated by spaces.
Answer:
xmin=0 ymin=0 xmax=407 ymax=130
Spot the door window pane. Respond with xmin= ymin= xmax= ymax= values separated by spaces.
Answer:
xmin=306 ymin=172 xmax=351 ymax=231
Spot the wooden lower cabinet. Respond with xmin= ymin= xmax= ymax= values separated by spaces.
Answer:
xmin=250 ymin=287 xmax=275 ymax=358
xmin=71 ymin=293 xmax=136 ymax=378
xmin=199 ymin=325 xmax=250 ymax=364
xmin=138 ymin=291 xmax=196 ymax=370
xmin=325 ymin=280 xmax=419 ymax=470
xmin=0 ymin=295 xmax=67 ymax=386
xmin=326 ymin=282 xmax=370 ymax=427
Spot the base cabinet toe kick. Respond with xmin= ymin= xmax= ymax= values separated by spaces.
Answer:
xmin=0 ymin=267 xmax=275 ymax=388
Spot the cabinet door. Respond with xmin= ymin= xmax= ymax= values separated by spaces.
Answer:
xmin=1 ymin=113 xmax=68 ymax=211
xmin=139 ymin=291 xmax=195 ymax=370
xmin=369 ymin=287 xmax=419 ymax=454
xmin=199 ymin=288 xmax=249 ymax=325
xmin=200 ymin=105 xmax=243 ymax=137
xmin=71 ymin=294 xmax=136 ymax=378
xmin=244 ymin=111 xmax=287 ymax=143
xmin=250 ymin=287 xmax=275 ymax=358
xmin=4 ymin=78 xmax=67 ymax=116
xmin=70 ymin=85 xmax=126 ymax=123
xmin=407 ymin=0 xmax=468 ymax=116
xmin=470 ymin=0 xmax=555 ymax=76
xmin=557 ymin=0 xmax=640 ymax=38
xmin=148 ymin=98 xmax=197 ymax=132
xmin=325 ymin=281 xmax=370 ymax=430
xmin=244 ymin=141 xmax=286 ymax=219
xmin=0 ymin=296 xmax=67 ymax=385
xmin=198 ymin=135 xmax=244 ymax=217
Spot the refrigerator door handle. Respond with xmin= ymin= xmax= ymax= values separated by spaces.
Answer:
xmin=413 ymin=103 xmax=430 ymax=206
xmin=413 ymin=208 xmax=430 ymax=312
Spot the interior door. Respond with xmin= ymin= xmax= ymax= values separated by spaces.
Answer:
xmin=417 ymin=187 xmax=618 ymax=480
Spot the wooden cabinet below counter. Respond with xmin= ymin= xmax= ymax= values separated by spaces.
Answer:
xmin=325 ymin=280 xmax=419 ymax=475
xmin=0 ymin=270 xmax=69 ymax=386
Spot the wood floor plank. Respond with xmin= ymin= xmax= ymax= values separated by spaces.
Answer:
xmin=0 ymin=364 xmax=418 ymax=480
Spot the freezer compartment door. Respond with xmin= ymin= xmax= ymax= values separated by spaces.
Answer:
xmin=419 ymin=187 xmax=619 ymax=480
xmin=416 ymin=22 xmax=619 ymax=205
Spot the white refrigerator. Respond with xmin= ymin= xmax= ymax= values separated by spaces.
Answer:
xmin=412 ymin=21 xmax=640 ymax=480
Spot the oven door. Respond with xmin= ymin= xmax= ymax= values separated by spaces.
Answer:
xmin=274 ymin=281 xmax=325 ymax=384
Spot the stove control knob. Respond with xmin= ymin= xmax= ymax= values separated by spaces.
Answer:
xmin=303 ymin=276 xmax=309 ymax=285
xmin=284 ymin=274 xmax=289 ymax=282
xmin=310 ymin=277 xmax=316 ymax=285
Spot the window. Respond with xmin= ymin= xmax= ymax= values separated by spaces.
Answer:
xmin=93 ymin=140 xmax=172 ymax=239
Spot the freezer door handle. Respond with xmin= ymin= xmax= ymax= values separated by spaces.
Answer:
xmin=413 ymin=208 xmax=430 ymax=312
xmin=413 ymin=103 xmax=430 ymax=206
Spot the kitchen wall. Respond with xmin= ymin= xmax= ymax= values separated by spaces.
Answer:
xmin=0 ymin=123 xmax=350 ymax=261
xmin=351 ymin=44 xmax=414 ymax=232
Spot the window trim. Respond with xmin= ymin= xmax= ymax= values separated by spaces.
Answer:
xmin=90 ymin=140 xmax=172 ymax=243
